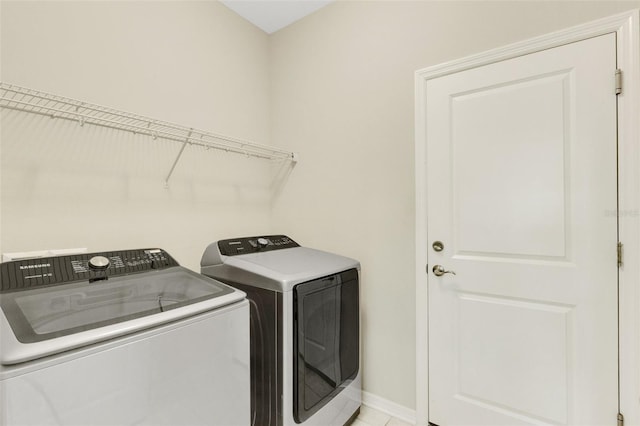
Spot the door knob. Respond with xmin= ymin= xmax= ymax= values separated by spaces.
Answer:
xmin=432 ymin=265 xmax=456 ymax=277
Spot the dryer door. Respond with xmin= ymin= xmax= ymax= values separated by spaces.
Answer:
xmin=293 ymin=268 xmax=359 ymax=423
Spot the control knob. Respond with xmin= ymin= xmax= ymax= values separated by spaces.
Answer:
xmin=257 ymin=238 xmax=269 ymax=248
xmin=88 ymin=255 xmax=110 ymax=270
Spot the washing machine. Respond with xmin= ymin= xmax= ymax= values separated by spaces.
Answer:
xmin=0 ymin=248 xmax=249 ymax=426
xmin=200 ymin=235 xmax=361 ymax=426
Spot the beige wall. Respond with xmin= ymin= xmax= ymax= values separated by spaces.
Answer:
xmin=269 ymin=0 xmax=640 ymax=411
xmin=0 ymin=0 xmax=272 ymax=271
xmin=3 ymin=0 xmax=640 ymax=416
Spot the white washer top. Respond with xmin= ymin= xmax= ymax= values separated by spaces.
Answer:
xmin=0 ymin=265 xmax=245 ymax=365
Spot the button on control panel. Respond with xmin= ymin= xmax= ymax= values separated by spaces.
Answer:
xmin=218 ymin=235 xmax=299 ymax=256
xmin=88 ymin=256 xmax=110 ymax=270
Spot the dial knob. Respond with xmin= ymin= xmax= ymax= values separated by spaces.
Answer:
xmin=88 ymin=255 xmax=110 ymax=270
xmin=257 ymin=238 xmax=269 ymax=248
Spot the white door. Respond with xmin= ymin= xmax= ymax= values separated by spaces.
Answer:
xmin=426 ymin=34 xmax=618 ymax=426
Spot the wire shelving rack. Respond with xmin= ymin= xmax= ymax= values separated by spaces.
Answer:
xmin=0 ymin=82 xmax=297 ymax=186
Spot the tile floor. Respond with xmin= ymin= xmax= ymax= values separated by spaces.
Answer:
xmin=354 ymin=405 xmax=414 ymax=426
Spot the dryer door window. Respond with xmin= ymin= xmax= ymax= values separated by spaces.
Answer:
xmin=293 ymin=268 xmax=359 ymax=423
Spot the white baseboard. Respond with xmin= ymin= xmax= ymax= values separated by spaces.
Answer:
xmin=362 ymin=390 xmax=416 ymax=425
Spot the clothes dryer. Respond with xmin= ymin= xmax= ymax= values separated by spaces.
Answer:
xmin=0 ymin=248 xmax=249 ymax=426
xmin=201 ymin=235 xmax=361 ymax=426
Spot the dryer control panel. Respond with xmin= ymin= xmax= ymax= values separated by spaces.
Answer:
xmin=0 ymin=249 xmax=179 ymax=292
xmin=218 ymin=235 xmax=299 ymax=256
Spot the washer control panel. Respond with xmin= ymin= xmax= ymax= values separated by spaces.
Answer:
xmin=218 ymin=235 xmax=299 ymax=256
xmin=0 ymin=248 xmax=178 ymax=292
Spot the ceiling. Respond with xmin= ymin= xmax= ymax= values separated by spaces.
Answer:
xmin=220 ymin=0 xmax=334 ymax=34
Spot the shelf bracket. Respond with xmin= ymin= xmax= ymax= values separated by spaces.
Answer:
xmin=164 ymin=129 xmax=193 ymax=188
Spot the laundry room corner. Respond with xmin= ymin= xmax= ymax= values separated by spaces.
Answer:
xmin=4 ymin=1 xmax=640 ymax=425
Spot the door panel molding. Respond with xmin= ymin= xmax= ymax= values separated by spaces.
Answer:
xmin=415 ymin=10 xmax=640 ymax=426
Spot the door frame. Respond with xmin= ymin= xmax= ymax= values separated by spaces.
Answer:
xmin=415 ymin=10 xmax=640 ymax=426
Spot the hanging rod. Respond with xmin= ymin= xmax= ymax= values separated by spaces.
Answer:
xmin=0 ymin=82 xmax=298 ymax=186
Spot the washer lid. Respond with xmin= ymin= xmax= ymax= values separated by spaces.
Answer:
xmin=223 ymin=247 xmax=360 ymax=291
xmin=0 ymin=267 xmax=245 ymax=364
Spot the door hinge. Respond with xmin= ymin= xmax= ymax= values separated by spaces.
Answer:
xmin=618 ymin=242 xmax=624 ymax=267
xmin=618 ymin=412 xmax=624 ymax=426
xmin=616 ymin=69 xmax=623 ymax=95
